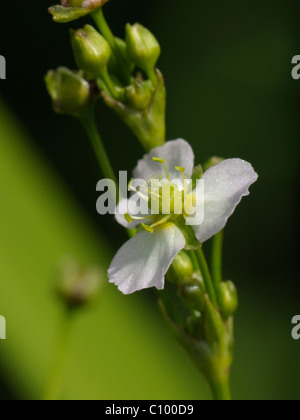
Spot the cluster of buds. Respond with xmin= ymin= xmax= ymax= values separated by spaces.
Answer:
xmin=163 ymin=250 xmax=238 ymax=400
xmin=46 ymin=1 xmax=166 ymax=150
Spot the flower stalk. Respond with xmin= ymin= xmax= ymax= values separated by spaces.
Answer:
xmin=211 ymin=230 xmax=224 ymax=295
xmin=80 ymin=107 xmax=118 ymax=189
xmin=43 ymin=307 xmax=74 ymax=400
xmin=92 ymin=8 xmax=132 ymax=85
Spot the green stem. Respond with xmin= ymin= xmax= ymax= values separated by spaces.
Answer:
xmin=148 ymin=68 xmax=157 ymax=85
xmin=43 ymin=308 xmax=73 ymax=400
xmin=80 ymin=108 xmax=118 ymax=187
xmin=195 ymin=249 xmax=217 ymax=306
xmin=92 ymin=8 xmax=131 ymax=85
xmin=210 ymin=375 xmax=232 ymax=401
xmin=211 ymin=230 xmax=224 ymax=294
xmin=101 ymin=69 xmax=119 ymax=99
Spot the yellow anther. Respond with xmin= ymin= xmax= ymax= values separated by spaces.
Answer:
xmin=152 ymin=157 xmax=166 ymax=164
xmin=152 ymin=157 xmax=171 ymax=182
xmin=141 ymin=224 xmax=154 ymax=233
xmin=175 ymin=166 xmax=185 ymax=174
xmin=125 ymin=213 xmax=132 ymax=224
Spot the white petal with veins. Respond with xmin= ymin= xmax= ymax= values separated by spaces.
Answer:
xmin=133 ymin=139 xmax=195 ymax=181
xmin=192 ymin=159 xmax=258 ymax=243
xmin=108 ymin=223 xmax=186 ymax=294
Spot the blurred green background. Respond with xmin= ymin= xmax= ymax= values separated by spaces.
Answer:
xmin=0 ymin=0 xmax=299 ymax=400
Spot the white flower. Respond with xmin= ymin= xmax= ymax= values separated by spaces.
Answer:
xmin=108 ymin=139 xmax=258 ymax=294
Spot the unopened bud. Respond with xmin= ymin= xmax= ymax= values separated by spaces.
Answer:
xmin=218 ymin=281 xmax=238 ymax=319
xmin=178 ymin=274 xmax=205 ymax=312
xmin=192 ymin=164 xmax=204 ymax=189
xmin=124 ymin=79 xmax=153 ymax=110
xmin=57 ymin=259 xmax=103 ymax=307
xmin=170 ymin=251 xmax=194 ymax=282
xmin=186 ymin=315 xmax=201 ymax=338
xmin=45 ymin=67 xmax=92 ymax=116
xmin=125 ymin=23 xmax=161 ymax=80
xmin=71 ymin=25 xmax=111 ymax=80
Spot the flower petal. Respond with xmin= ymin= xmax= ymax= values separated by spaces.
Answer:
xmin=133 ymin=139 xmax=195 ymax=181
xmin=192 ymin=159 xmax=258 ymax=242
xmin=115 ymin=198 xmax=152 ymax=229
xmin=108 ymin=223 xmax=186 ymax=294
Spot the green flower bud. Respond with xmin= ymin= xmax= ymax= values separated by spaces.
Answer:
xmin=57 ymin=259 xmax=103 ymax=308
xmin=45 ymin=67 xmax=92 ymax=117
xmin=125 ymin=23 xmax=161 ymax=81
xmin=124 ymin=79 xmax=154 ymax=110
xmin=178 ymin=275 xmax=206 ymax=313
xmin=159 ymin=296 xmax=234 ymax=399
xmin=49 ymin=0 xmax=110 ymax=23
xmin=192 ymin=164 xmax=204 ymax=190
xmin=170 ymin=251 xmax=194 ymax=282
xmin=186 ymin=315 xmax=202 ymax=338
xmin=71 ymin=25 xmax=111 ymax=80
xmin=218 ymin=281 xmax=239 ymax=319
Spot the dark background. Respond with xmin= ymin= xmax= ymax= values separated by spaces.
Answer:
xmin=0 ymin=0 xmax=300 ymax=399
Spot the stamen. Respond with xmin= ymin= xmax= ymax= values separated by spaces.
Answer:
xmin=175 ymin=166 xmax=186 ymax=180
xmin=125 ymin=213 xmax=132 ymax=224
xmin=131 ymin=215 xmax=154 ymax=221
xmin=175 ymin=166 xmax=188 ymax=194
xmin=128 ymin=179 xmax=149 ymax=202
xmin=150 ymin=215 xmax=171 ymax=228
xmin=141 ymin=224 xmax=154 ymax=233
xmin=152 ymin=157 xmax=171 ymax=182
xmin=175 ymin=166 xmax=185 ymax=175
xmin=152 ymin=157 xmax=166 ymax=164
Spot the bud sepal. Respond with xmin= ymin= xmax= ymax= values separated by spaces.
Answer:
xmin=45 ymin=67 xmax=96 ymax=117
xmin=71 ymin=25 xmax=112 ymax=80
xmin=125 ymin=23 xmax=161 ymax=83
xmin=49 ymin=0 xmax=110 ymax=23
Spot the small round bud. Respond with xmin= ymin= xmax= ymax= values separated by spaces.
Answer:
xmin=125 ymin=23 xmax=161 ymax=79
xmin=57 ymin=259 xmax=103 ymax=307
xmin=124 ymin=81 xmax=153 ymax=110
xmin=192 ymin=164 xmax=204 ymax=180
xmin=171 ymin=251 xmax=194 ymax=282
xmin=178 ymin=275 xmax=205 ymax=313
xmin=218 ymin=281 xmax=238 ymax=319
xmin=71 ymin=25 xmax=111 ymax=80
xmin=45 ymin=67 xmax=92 ymax=116
xmin=186 ymin=315 xmax=202 ymax=338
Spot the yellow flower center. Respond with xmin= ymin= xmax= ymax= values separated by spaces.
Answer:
xmin=126 ymin=157 xmax=195 ymax=233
